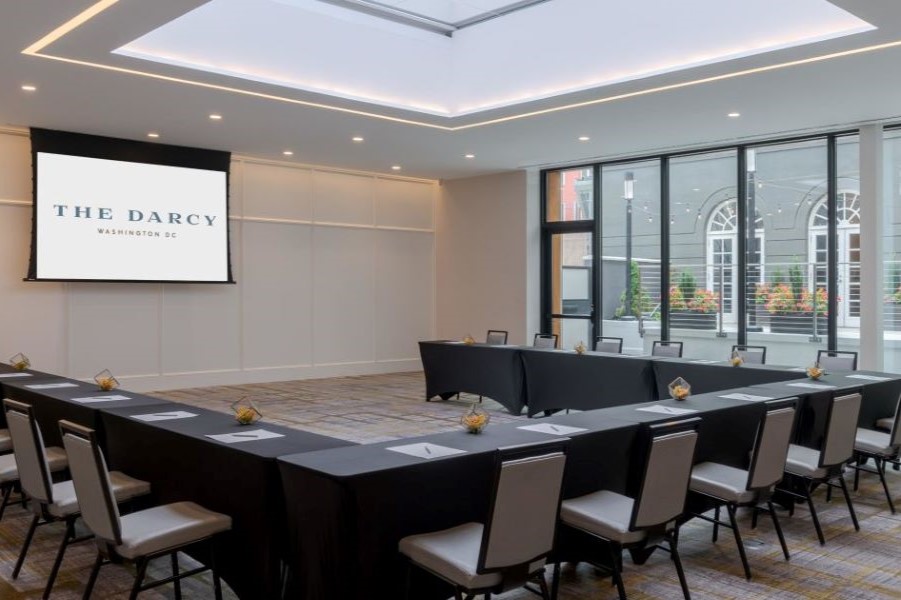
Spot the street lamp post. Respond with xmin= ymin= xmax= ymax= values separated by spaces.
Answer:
xmin=623 ymin=172 xmax=635 ymax=320
xmin=747 ymin=150 xmax=763 ymax=332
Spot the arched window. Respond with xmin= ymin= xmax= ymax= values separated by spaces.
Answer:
xmin=706 ymin=200 xmax=764 ymax=319
xmin=808 ymin=192 xmax=860 ymax=326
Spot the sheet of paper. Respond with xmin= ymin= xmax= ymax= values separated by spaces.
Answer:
xmin=70 ymin=394 xmax=131 ymax=404
xmin=518 ymin=423 xmax=587 ymax=436
xmin=719 ymin=393 xmax=774 ymax=402
xmin=690 ymin=359 xmax=720 ymax=364
xmin=386 ymin=442 xmax=466 ymax=459
xmin=636 ymin=405 xmax=698 ymax=416
xmin=845 ymin=374 xmax=892 ymax=382
xmin=0 ymin=372 xmax=32 ymax=379
xmin=788 ymin=367 xmax=809 ymax=372
xmin=205 ymin=429 xmax=285 ymax=444
xmin=131 ymin=411 xmax=199 ymax=422
xmin=26 ymin=382 xmax=79 ymax=390
xmin=786 ymin=382 xmax=835 ymax=390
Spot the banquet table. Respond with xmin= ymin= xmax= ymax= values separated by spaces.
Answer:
xmin=101 ymin=403 xmax=355 ymax=600
xmin=650 ymin=358 xmax=803 ymax=399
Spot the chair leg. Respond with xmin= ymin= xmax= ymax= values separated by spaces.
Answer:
xmin=668 ymin=532 xmax=691 ymax=600
xmin=454 ymin=590 xmax=464 ymax=600
xmin=13 ymin=514 xmax=40 ymax=579
xmin=210 ymin=541 xmax=223 ymax=600
xmin=551 ymin=562 xmax=560 ymax=600
xmin=43 ymin=517 xmax=75 ymax=599
xmin=83 ymin=552 xmax=103 ymax=600
xmin=767 ymin=501 xmax=790 ymax=561
xmin=403 ymin=559 xmax=412 ymax=600
xmin=608 ymin=544 xmax=626 ymax=600
xmin=853 ymin=454 xmax=862 ymax=491
xmin=171 ymin=552 xmax=182 ymax=600
xmin=837 ymin=475 xmax=860 ymax=532
xmin=804 ymin=481 xmax=826 ymax=545
xmin=750 ymin=506 xmax=759 ymax=530
xmin=876 ymin=459 xmax=896 ymax=514
xmin=129 ymin=557 xmax=148 ymax=600
xmin=826 ymin=480 xmax=833 ymax=503
xmin=726 ymin=504 xmax=752 ymax=580
xmin=537 ymin=572 xmax=551 ymax=600
xmin=0 ymin=484 xmax=12 ymax=522
xmin=712 ymin=506 xmax=720 ymax=543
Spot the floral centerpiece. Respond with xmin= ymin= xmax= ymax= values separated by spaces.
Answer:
xmin=730 ymin=350 xmax=744 ymax=367
xmin=461 ymin=403 xmax=490 ymax=433
xmin=574 ymin=341 xmax=587 ymax=354
xmin=94 ymin=369 xmax=119 ymax=391
xmin=668 ymin=377 xmax=691 ymax=400
xmin=9 ymin=353 xmax=30 ymax=371
xmin=232 ymin=397 xmax=263 ymax=425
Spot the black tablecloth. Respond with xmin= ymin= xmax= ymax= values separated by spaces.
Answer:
xmin=278 ymin=414 xmax=641 ymax=600
xmin=651 ymin=359 xmax=802 ymax=399
xmin=520 ymin=349 xmax=657 ymax=416
xmin=1 ymin=377 xmax=173 ymax=446
xmin=419 ymin=341 xmax=525 ymax=413
xmin=101 ymin=404 xmax=354 ymax=600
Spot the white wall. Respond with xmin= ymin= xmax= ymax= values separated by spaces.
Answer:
xmin=0 ymin=129 xmax=436 ymax=391
xmin=436 ymin=170 xmax=531 ymax=344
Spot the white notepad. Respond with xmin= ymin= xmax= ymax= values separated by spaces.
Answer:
xmin=690 ymin=359 xmax=720 ymax=364
xmin=845 ymin=374 xmax=891 ymax=382
xmin=518 ymin=423 xmax=587 ymax=436
xmin=70 ymin=394 xmax=131 ymax=404
xmin=26 ymin=382 xmax=79 ymax=390
xmin=786 ymin=382 xmax=835 ymax=390
xmin=788 ymin=367 xmax=809 ymax=372
xmin=205 ymin=429 xmax=285 ymax=444
xmin=636 ymin=405 xmax=698 ymax=415
xmin=386 ymin=442 xmax=466 ymax=460
xmin=719 ymin=393 xmax=774 ymax=402
xmin=131 ymin=411 xmax=198 ymax=422
xmin=0 ymin=373 xmax=32 ymax=379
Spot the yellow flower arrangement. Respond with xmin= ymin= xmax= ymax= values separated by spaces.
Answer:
xmin=807 ymin=364 xmax=824 ymax=380
xmin=461 ymin=404 xmax=490 ymax=433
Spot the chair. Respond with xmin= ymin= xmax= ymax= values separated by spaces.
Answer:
xmin=816 ymin=350 xmax=857 ymax=371
xmin=688 ymin=399 xmax=797 ymax=579
xmin=4 ymin=400 xmax=151 ymax=598
xmin=60 ymin=420 xmax=232 ymax=600
xmin=533 ymin=334 xmax=558 ymax=349
xmin=556 ymin=419 xmax=700 ymax=600
xmin=0 ymin=415 xmax=68 ymax=524
xmin=594 ymin=337 xmax=624 ymax=354
xmin=851 ymin=394 xmax=901 ymax=513
xmin=731 ymin=345 xmax=766 ymax=365
xmin=486 ymin=330 xmax=509 ymax=345
xmin=652 ymin=340 xmax=683 ymax=358
xmin=400 ymin=441 xmax=567 ymax=600
xmin=779 ymin=393 xmax=862 ymax=545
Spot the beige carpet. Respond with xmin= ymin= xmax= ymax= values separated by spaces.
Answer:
xmin=1 ymin=371 xmax=899 ymax=598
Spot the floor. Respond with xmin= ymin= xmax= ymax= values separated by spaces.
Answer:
xmin=1 ymin=371 xmax=900 ymax=598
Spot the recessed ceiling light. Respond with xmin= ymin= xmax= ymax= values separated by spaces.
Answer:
xmin=692 ymin=188 xmax=700 ymax=192
xmin=147 ymin=132 xmax=160 ymax=139
xmin=282 ymin=150 xmax=294 ymax=156
xmin=578 ymin=136 xmax=590 ymax=142
xmin=727 ymin=112 xmax=741 ymax=118
xmin=352 ymin=136 xmax=364 ymax=143
xmin=209 ymin=114 xmax=222 ymax=120
xmin=391 ymin=165 xmax=402 ymax=171
xmin=464 ymin=154 xmax=475 ymax=159
xmin=21 ymin=84 xmax=37 ymax=92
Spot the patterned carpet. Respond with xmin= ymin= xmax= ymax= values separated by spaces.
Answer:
xmin=0 ymin=371 xmax=900 ymax=598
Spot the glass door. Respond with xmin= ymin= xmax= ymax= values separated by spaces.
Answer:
xmin=549 ymin=231 xmax=594 ymax=349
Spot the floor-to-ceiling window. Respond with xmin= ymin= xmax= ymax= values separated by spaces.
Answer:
xmin=883 ymin=128 xmax=901 ymax=371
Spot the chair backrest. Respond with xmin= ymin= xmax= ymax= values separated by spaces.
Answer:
xmin=747 ymin=399 xmax=797 ymax=490
xmin=3 ymin=399 xmax=54 ymax=504
xmin=816 ymin=350 xmax=857 ymax=371
xmin=732 ymin=345 xmax=766 ymax=365
xmin=59 ymin=421 xmax=122 ymax=544
xmin=652 ymin=340 xmax=683 ymax=358
xmin=820 ymin=393 xmax=863 ymax=468
xmin=533 ymin=334 xmax=558 ymax=349
xmin=486 ymin=330 xmax=509 ymax=345
xmin=631 ymin=419 xmax=699 ymax=530
xmin=888 ymin=394 xmax=901 ymax=448
xmin=595 ymin=337 xmax=623 ymax=353
xmin=479 ymin=441 xmax=567 ymax=573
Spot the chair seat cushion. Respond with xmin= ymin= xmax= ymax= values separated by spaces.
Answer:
xmin=48 ymin=471 xmax=151 ymax=518
xmin=116 ymin=501 xmax=231 ymax=559
xmin=855 ymin=428 xmax=897 ymax=457
xmin=0 ymin=446 xmax=67 ymax=483
xmin=876 ymin=418 xmax=893 ymax=431
xmin=560 ymin=490 xmax=646 ymax=545
xmin=785 ymin=445 xmax=827 ymax=479
xmin=690 ymin=462 xmax=756 ymax=504
xmin=400 ymin=523 xmax=507 ymax=590
xmin=0 ymin=429 xmax=11 ymax=453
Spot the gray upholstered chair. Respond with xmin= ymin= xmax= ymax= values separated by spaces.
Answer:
xmin=486 ymin=330 xmax=509 ymax=345
xmin=0 ymin=428 xmax=11 ymax=453
xmin=652 ymin=340 xmax=683 ymax=358
xmin=816 ymin=350 xmax=857 ymax=371
xmin=594 ymin=337 xmax=623 ymax=354
xmin=852 ymin=395 xmax=901 ymax=513
xmin=779 ymin=393 xmax=862 ymax=545
xmin=533 ymin=334 xmax=558 ymax=349
xmin=60 ymin=420 xmax=232 ymax=600
xmin=4 ymin=399 xmax=150 ymax=598
xmin=731 ymin=345 xmax=766 ymax=364
xmin=556 ymin=419 xmax=699 ymax=600
xmin=399 ymin=441 xmax=567 ymax=600
xmin=689 ymin=399 xmax=797 ymax=579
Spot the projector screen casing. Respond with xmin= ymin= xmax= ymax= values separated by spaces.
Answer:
xmin=28 ymin=128 xmax=234 ymax=284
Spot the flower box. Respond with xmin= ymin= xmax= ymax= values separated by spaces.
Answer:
xmin=885 ymin=303 xmax=901 ymax=331
xmin=670 ymin=311 xmax=717 ymax=330
xmin=769 ymin=313 xmax=827 ymax=335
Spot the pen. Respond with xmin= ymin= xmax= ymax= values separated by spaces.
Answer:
xmin=233 ymin=433 xmax=258 ymax=438
xmin=425 ymin=445 xmax=432 ymax=454
xmin=549 ymin=425 xmax=559 ymax=432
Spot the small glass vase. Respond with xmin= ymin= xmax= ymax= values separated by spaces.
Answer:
xmin=462 ymin=334 xmax=476 ymax=345
xmin=574 ymin=341 xmax=587 ymax=355
xmin=94 ymin=369 xmax=119 ymax=391
xmin=668 ymin=377 xmax=691 ymax=401
xmin=806 ymin=363 xmax=824 ymax=380
xmin=232 ymin=398 xmax=263 ymax=425
xmin=461 ymin=403 xmax=490 ymax=434
xmin=9 ymin=353 xmax=30 ymax=372
xmin=730 ymin=350 xmax=743 ymax=367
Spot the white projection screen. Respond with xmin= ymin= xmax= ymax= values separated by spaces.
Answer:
xmin=28 ymin=128 xmax=233 ymax=283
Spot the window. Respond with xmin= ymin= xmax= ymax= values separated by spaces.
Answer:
xmin=706 ymin=199 xmax=763 ymax=320
xmin=808 ymin=192 xmax=860 ymax=327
